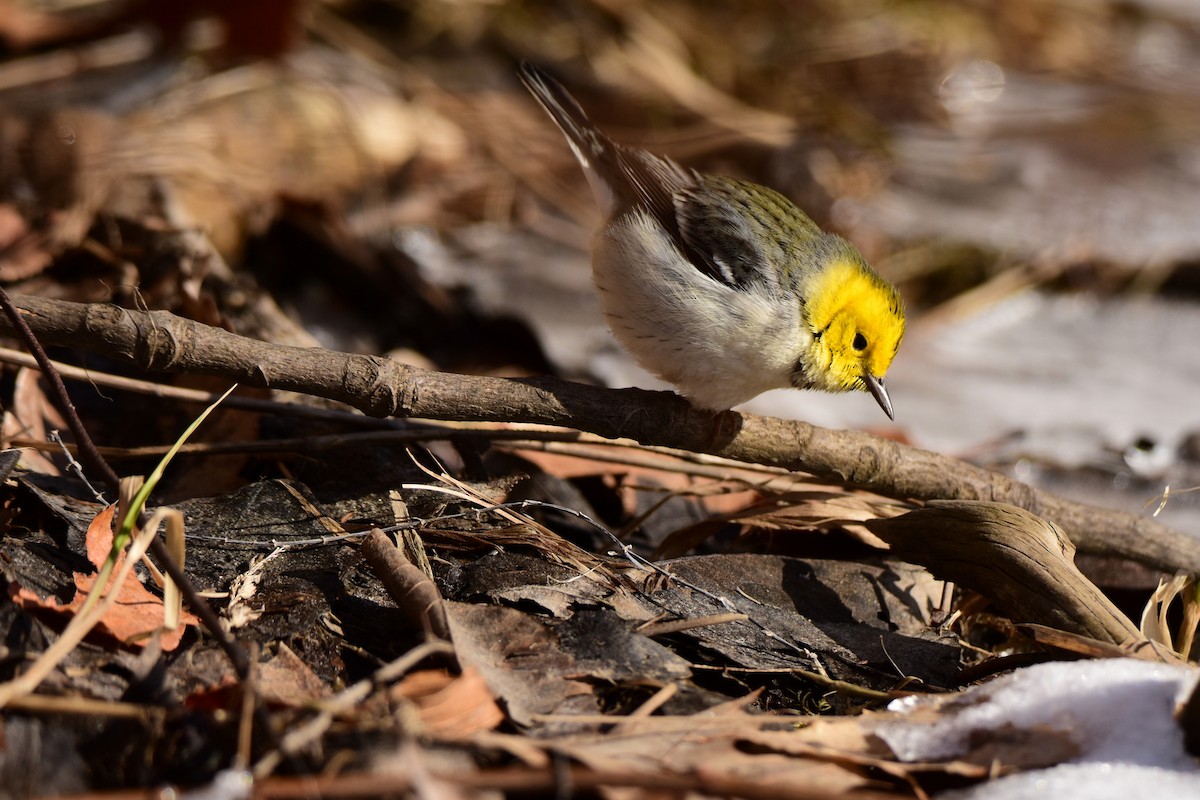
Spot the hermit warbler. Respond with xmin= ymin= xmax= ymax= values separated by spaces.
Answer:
xmin=519 ymin=63 xmax=905 ymax=419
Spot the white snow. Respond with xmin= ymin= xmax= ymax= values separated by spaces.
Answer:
xmin=879 ymin=659 xmax=1200 ymax=798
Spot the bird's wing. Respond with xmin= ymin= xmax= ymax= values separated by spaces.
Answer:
xmin=613 ymin=145 xmax=698 ymax=244
xmin=675 ymin=177 xmax=822 ymax=293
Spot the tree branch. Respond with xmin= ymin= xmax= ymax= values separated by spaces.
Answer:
xmin=6 ymin=294 xmax=1194 ymax=573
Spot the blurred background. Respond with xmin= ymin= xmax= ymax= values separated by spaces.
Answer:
xmin=1 ymin=0 xmax=1198 ymax=532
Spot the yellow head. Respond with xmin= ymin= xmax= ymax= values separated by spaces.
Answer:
xmin=797 ymin=251 xmax=905 ymax=418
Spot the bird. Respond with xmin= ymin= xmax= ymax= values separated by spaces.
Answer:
xmin=518 ymin=62 xmax=905 ymax=419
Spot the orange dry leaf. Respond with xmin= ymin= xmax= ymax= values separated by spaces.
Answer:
xmin=390 ymin=668 xmax=505 ymax=736
xmin=10 ymin=504 xmax=199 ymax=650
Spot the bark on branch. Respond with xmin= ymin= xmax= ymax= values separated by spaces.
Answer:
xmin=6 ymin=294 xmax=1195 ymax=573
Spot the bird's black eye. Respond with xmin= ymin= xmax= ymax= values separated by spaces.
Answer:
xmin=853 ymin=333 xmax=868 ymax=351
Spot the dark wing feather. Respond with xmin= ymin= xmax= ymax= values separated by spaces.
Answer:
xmin=612 ymin=145 xmax=697 ymax=243
xmin=674 ymin=182 xmax=769 ymax=289
xmin=676 ymin=176 xmax=823 ymax=293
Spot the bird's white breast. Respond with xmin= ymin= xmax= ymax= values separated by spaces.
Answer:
xmin=590 ymin=209 xmax=808 ymax=410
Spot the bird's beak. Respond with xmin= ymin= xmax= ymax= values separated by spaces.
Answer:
xmin=863 ymin=374 xmax=894 ymax=421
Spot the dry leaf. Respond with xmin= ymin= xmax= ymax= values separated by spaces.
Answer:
xmin=10 ymin=504 xmax=199 ymax=650
xmin=391 ymin=668 xmax=505 ymax=736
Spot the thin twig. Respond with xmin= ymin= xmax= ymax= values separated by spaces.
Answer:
xmin=47 ymin=430 xmax=107 ymax=503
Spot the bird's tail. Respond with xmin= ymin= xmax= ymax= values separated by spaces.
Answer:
xmin=518 ymin=62 xmax=604 ymax=156
xmin=518 ymin=61 xmax=619 ymax=209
